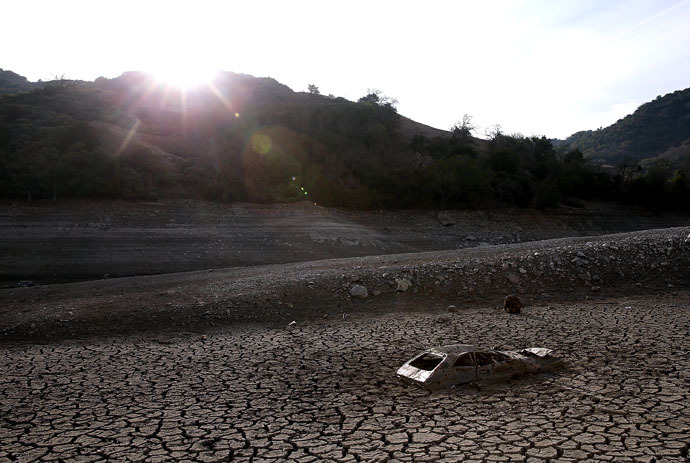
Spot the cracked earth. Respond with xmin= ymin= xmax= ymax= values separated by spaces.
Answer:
xmin=2 ymin=292 xmax=689 ymax=462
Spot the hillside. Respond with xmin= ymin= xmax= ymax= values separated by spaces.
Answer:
xmin=1 ymin=69 xmax=689 ymax=210
xmin=563 ymin=87 xmax=690 ymax=166
xmin=0 ymin=68 xmax=43 ymax=95
xmin=0 ymin=70 xmax=465 ymax=207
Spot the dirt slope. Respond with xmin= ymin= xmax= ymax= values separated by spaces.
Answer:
xmin=1 ymin=200 xmax=688 ymax=286
xmin=2 ymin=226 xmax=688 ymax=341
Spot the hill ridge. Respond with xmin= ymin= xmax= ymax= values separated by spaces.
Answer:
xmin=563 ymin=86 xmax=690 ymax=165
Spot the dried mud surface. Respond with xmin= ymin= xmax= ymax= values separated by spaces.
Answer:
xmin=1 ymin=292 xmax=689 ymax=462
xmin=1 ymin=201 xmax=690 ymax=462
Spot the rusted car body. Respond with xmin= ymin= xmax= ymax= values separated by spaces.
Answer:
xmin=396 ymin=344 xmax=563 ymax=389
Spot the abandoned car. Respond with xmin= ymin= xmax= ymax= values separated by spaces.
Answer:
xmin=396 ymin=344 xmax=563 ymax=388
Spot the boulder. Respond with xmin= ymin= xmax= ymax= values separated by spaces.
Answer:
xmin=349 ymin=285 xmax=368 ymax=299
xmin=437 ymin=212 xmax=455 ymax=226
xmin=504 ymin=295 xmax=522 ymax=314
xmin=395 ymin=278 xmax=412 ymax=292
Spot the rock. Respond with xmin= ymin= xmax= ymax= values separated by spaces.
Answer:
xmin=395 ymin=278 xmax=412 ymax=292
xmin=372 ymin=289 xmax=381 ymax=297
xmin=507 ymin=273 xmax=519 ymax=284
xmin=518 ymin=267 xmax=527 ymax=274
xmin=437 ymin=212 xmax=455 ymax=226
xmin=349 ymin=285 xmax=368 ymax=299
xmin=447 ymin=305 xmax=457 ymax=312
xmin=465 ymin=235 xmax=477 ymax=241
xmin=18 ymin=280 xmax=33 ymax=287
xmin=504 ymin=295 xmax=522 ymax=314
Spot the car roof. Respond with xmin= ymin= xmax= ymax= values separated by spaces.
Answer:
xmin=429 ymin=344 xmax=480 ymax=355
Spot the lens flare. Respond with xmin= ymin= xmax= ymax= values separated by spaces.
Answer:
xmin=251 ymin=134 xmax=272 ymax=155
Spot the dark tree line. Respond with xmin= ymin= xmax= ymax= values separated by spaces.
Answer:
xmin=401 ymin=127 xmax=690 ymax=211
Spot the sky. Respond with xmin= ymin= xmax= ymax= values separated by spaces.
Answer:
xmin=3 ymin=0 xmax=690 ymax=139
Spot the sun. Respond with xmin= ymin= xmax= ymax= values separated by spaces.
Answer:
xmin=148 ymin=64 xmax=217 ymax=89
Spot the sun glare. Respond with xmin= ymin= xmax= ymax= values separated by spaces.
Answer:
xmin=149 ymin=65 xmax=216 ymax=89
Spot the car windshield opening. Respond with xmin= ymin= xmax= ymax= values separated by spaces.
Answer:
xmin=409 ymin=353 xmax=444 ymax=371
xmin=453 ymin=353 xmax=474 ymax=367
xmin=475 ymin=352 xmax=509 ymax=366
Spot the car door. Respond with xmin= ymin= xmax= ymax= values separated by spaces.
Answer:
xmin=475 ymin=352 xmax=523 ymax=382
xmin=450 ymin=352 xmax=478 ymax=384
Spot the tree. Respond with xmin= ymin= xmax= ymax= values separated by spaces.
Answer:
xmin=307 ymin=84 xmax=320 ymax=95
xmin=451 ymin=114 xmax=474 ymax=140
xmin=358 ymin=89 xmax=398 ymax=112
xmin=426 ymin=155 xmax=489 ymax=207
xmin=563 ymin=148 xmax=585 ymax=165
xmin=485 ymin=124 xmax=503 ymax=140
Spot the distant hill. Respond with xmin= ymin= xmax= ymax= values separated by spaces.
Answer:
xmin=562 ymin=87 xmax=690 ymax=167
xmin=0 ymin=69 xmax=43 ymax=95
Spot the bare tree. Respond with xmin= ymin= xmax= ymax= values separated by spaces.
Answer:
xmin=358 ymin=89 xmax=398 ymax=111
xmin=451 ymin=114 xmax=475 ymax=139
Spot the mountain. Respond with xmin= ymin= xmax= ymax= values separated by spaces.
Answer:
xmin=0 ymin=69 xmax=43 ymax=95
xmin=562 ymin=87 xmax=690 ymax=166
xmin=0 ymin=70 xmax=463 ymax=206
